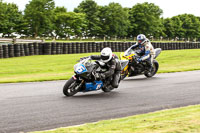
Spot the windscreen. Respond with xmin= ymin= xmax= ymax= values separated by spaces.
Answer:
xmin=124 ymin=48 xmax=135 ymax=56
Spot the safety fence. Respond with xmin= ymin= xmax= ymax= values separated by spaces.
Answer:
xmin=0 ymin=42 xmax=200 ymax=59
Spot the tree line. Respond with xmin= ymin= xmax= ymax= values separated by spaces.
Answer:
xmin=0 ymin=0 xmax=200 ymax=41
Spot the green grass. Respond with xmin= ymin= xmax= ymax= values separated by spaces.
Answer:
xmin=29 ymin=104 xmax=200 ymax=133
xmin=0 ymin=53 xmax=98 ymax=83
xmin=0 ymin=49 xmax=200 ymax=83
xmin=157 ymin=49 xmax=200 ymax=73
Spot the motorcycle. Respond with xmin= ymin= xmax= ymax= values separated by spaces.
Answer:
xmin=63 ymin=57 xmax=128 ymax=96
xmin=120 ymin=46 xmax=162 ymax=80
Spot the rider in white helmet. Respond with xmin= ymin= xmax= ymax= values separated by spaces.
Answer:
xmin=100 ymin=47 xmax=113 ymax=63
xmin=131 ymin=34 xmax=155 ymax=71
xmin=90 ymin=47 xmax=121 ymax=88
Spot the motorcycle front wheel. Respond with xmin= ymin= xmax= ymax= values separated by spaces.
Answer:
xmin=63 ymin=77 xmax=80 ymax=96
xmin=121 ymin=73 xmax=127 ymax=80
xmin=120 ymin=69 xmax=129 ymax=80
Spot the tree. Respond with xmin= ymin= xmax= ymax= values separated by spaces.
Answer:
xmin=24 ymin=0 xmax=55 ymax=38
xmin=164 ymin=17 xmax=184 ymax=39
xmin=0 ymin=1 xmax=24 ymax=37
xmin=164 ymin=16 xmax=185 ymax=39
xmin=74 ymin=0 xmax=101 ymax=37
xmin=129 ymin=2 xmax=163 ymax=38
xmin=178 ymin=14 xmax=200 ymax=39
xmin=163 ymin=14 xmax=200 ymax=40
xmin=54 ymin=6 xmax=67 ymax=14
xmin=99 ymin=3 xmax=130 ymax=38
xmin=53 ymin=7 xmax=86 ymax=38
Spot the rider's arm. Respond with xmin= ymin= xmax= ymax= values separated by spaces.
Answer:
xmin=141 ymin=51 xmax=150 ymax=61
xmin=141 ymin=44 xmax=151 ymax=61
xmin=90 ymin=55 xmax=101 ymax=60
xmin=130 ymin=43 xmax=139 ymax=50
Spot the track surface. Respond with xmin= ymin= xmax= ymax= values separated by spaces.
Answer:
xmin=0 ymin=71 xmax=200 ymax=133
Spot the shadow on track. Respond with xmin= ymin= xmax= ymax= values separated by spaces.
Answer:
xmin=122 ymin=76 xmax=161 ymax=82
xmin=62 ymin=91 xmax=120 ymax=99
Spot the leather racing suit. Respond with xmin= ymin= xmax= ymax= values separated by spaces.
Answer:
xmin=131 ymin=39 xmax=155 ymax=69
xmin=90 ymin=54 xmax=121 ymax=88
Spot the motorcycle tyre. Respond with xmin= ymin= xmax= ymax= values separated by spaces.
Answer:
xmin=121 ymin=74 xmax=127 ymax=80
xmin=63 ymin=77 xmax=79 ymax=96
xmin=144 ymin=60 xmax=159 ymax=78
xmin=102 ymin=85 xmax=114 ymax=92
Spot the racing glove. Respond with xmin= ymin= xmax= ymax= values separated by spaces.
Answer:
xmin=137 ymin=58 xmax=142 ymax=62
xmin=95 ymin=73 xmax=105 ymax=79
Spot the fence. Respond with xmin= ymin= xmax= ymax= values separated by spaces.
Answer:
xmin=0 ymin=38 xmax=43 ymax=43
xmin=0 ymin=42 xmax=200 ymax=59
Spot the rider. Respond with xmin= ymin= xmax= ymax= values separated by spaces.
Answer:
xmin=90 ymin=47 xmax=121 ymax=88
xmin=131 ymin=34 xmax=155 ymax=71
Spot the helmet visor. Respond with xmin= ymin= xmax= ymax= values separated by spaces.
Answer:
xmin=101 ymin=55 xmax=109 ymax=60
xmin=138 ymin=40 xmax=142 ymax=43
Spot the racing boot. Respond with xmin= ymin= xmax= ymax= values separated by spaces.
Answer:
xmin=146 ymin=60 xmax=153 ymax=72
xmin=148 ymin=64 xmax=153 ymax=72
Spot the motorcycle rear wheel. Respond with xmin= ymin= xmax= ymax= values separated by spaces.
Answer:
xmin=144 ymin=60 xmax=159 ymax=78
xmin=63 ymin=77 xmax=79 ymax=96
xmin=102 ymin=85 xmax=114 ymax=92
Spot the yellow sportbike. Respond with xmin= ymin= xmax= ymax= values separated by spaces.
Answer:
xmin=120 ymin=46 xmax=162 ymax=80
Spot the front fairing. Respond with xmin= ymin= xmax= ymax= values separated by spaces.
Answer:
xmin=74 ymin=58 xmax=97 ymax=80
xmin=120 ymin=47 xmax=137 ymax=60
xmin=74 ymin=63 xmax=87 ymax=74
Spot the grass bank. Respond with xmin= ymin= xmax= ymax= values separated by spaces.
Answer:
xmin=0 ymin=49 xmax=200 ymax=83
xmin=30 ymin=104 xmax=200 ymax=133
xmin=158 ymin=49 xmax=200 ymax=73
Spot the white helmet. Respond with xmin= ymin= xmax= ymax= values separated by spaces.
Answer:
xmin=137 ymin=34 xmax=147 ymax=45
xmin=101 ymin=47 xmax=112 ymax=63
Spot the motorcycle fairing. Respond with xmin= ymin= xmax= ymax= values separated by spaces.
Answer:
xmin=119 ymin=60 xmax=129 ymax=71
xmin=85 ymin=80 xmax=103 ymax=91
xmin=75 ymin=63 xmax=87 ymax=74
xmin=154 ymin=48 xmax=162 ymax=59
xmin=120 ymin=52 xmax=135 ymax=60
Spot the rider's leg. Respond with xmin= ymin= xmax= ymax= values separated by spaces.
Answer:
xmin=146 ymin=56 xmax=153 ymax=71
xmin=111 ymin=71 xmax=121 ymax=88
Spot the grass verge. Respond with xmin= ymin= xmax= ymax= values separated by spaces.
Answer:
xmin=29 ymin=104 xmax=200 ymax=133
xmin=0 ymin=49 xmax=200 ymax=83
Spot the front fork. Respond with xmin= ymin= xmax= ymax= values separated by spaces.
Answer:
xmin=72 ymin=75 xmax=84 ymax=91
xmin=121 ymin=65 xmax=129 ymax=75
xmin=72 ymin=75 xmax=77 ymax=80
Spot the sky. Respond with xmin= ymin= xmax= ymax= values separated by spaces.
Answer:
xmin=3 ymin=0 xmax=200 ymax=18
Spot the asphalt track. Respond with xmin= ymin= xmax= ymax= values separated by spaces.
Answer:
xmin=0 ymin=71 xmax=200 ymax=133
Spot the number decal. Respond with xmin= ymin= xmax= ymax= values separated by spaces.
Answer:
xmin=77 ymin=66 xmax=85 ymax=73
xmin=96 ymin=84 xmax=102 ymax=89
xmin=75 ymin=64 xmax=87 ymax=74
